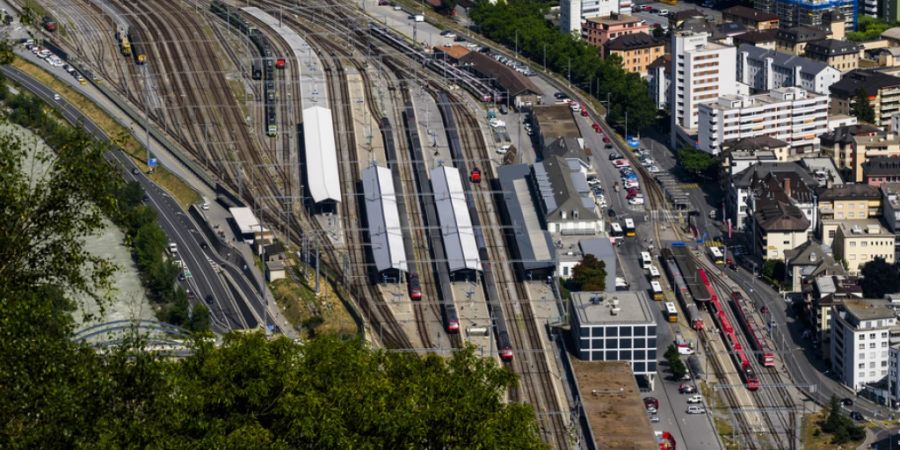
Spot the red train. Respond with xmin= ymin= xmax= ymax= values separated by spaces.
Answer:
xmin=470 ymin=167 xmax=481 ymax=183
xmin=731 ymin=291 xmax=775 ymax=367
xmin=699 ymin=268 xmax=760 ymax=391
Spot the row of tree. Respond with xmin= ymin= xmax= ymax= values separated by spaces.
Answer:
xmin=0 ymin=73 xmax=207 ymax=330
xmin=469 ymin=0 xmax=658 ymax=132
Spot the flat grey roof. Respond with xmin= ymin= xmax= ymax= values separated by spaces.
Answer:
xmin=498 ymin=164 xmax=556 ymax=271
xmin=572 ymin=291 xmax=655 ymax=325
xmin=362 ymin=165 xmax=408 ymax=273
xmin=844 ymin=299 xmax=895 ymax=321
xmin=431 ymin=165 xmax=482 ymax=273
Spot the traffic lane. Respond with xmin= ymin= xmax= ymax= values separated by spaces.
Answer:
xmin=115 ymin=153 xmax=249 ymax=331
xmin=574 ymin=113 xmax=628 ymax=213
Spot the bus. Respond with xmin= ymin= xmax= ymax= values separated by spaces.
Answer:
xmin=610 ymin=222 xmax=624 ymax=238
xmin=624 ymin=218 xmax=636 ymax=237
xmin=640 ymin=251 xmax=653 ymax=269
xmin=651 ymin=280 xmax=664 ymax=301
xmin=648 ymin=264 xmax=660 ymax=279
xmin=664 ymin=301 xmax=678 ymax=322
xmin=709 ymin=246 xmax=724 ymax=265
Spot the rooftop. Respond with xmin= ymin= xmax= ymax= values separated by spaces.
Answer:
xmin=459 ymin=52 xmax=540 ymax=97
xmin=432 ymin=44 xmax=471 ymax=60
xmin=734 ymin=161 xmax=819 ymax=190
xmin=836 ymin=219 xmax=890 ymax=238
xmin=883 ymin=27 xmax=900 ymax=42
xmin=229 ymin=207 xmax=264 ymax=235
xmin=842 ymin=299 xmax=896 ymax=323
xmin=801 ymin=157 xmax=844 ymax=187
xmin=776 ymin=26 xmax=828 ymax=44
xmin=571 ymin=291 xmax=655 ymax=325
xmin=819 ymin=183 xmax=881 ymax=201
xmin=881 ymin=183 xmax=900 ymax=209
xmin=863 ymin=157 xmax=900 ymax=177
xmin=805 ymin=39 xmax=862 ymax=57
xmin=605 ymin=32 xmax=661 ymax=51
xmin=725 ymin=135 xmax=789 ymax=151
xmin=820 ymin=123 xmax=883 ymax=146
xmin=830 ymin=70 xmax=900 ymax=98
xmin=737 ymin=44 xmax=833 ymax=77
xmin=570 ymin=360 xmax=657 ymax=450
xmin=532 ymin=104 xmax=581 ymax=141
xmin=754 ymin=193 xmax=810 ymax=232
xmin=584 ymin=13 xmax=644 ymax=27
xmin=723 ymin=6 xmax=779 ymax=23
xmin=361 ymin=165 xmax=408 ymax=273
xmin=733 ymin=29 xmax=779 ymax=44
xmin=534 ymin=155 xmax=598 ymax=223
xmin=497 ymin=164 xmax=556 ymax=271
xmin=708 ymin=86 xmax=823 ymax=110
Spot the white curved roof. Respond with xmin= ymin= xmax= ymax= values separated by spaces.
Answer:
xmin=431 ymin=166 xmax=482 ymax=272
xmin=302 ymin=106 xmax=341 ymax=203
xmin=362 ymin=165 xmax=407 ymax=273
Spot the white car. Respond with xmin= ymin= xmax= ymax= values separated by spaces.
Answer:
xmin=587 ymin=178 xmax=601 ymax=186
xmin=641 ymin=158 xmax=654 ymax=166
xmin=624 ymin=181 xmax=640 ymax=189
xmin=53 ymin=93 xmax=61 ymax=101
xmin=647 ymin=165 xmax=661 ymax=173
xmin=489 ymin=118 xmax=506 ymax=128
xmin=687 ymin=405 xmax=706 ymax=415
xmin=687 ymin=395 xmax=703 ymax=404
xmin=628 ymin=197 xmax=645 ymax=206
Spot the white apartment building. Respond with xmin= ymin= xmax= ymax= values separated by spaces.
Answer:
xmin=736 ymin=45 xmax=841 ymax=95
xmin=697 ymin=86 xmax=828 ymax=155
xmin=831 ymin=300 xmax=897 ymax=392
xmin=560 ymin=0 xmax=619 ymax=33
xmin=670 ymin=31 xmax=737 ymax=147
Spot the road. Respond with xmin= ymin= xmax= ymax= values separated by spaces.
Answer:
xmin=1 ymin=65 xmax=272 ymax=334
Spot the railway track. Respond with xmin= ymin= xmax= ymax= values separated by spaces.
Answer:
xmin=448 ymin=99 xmax=569 ymax=448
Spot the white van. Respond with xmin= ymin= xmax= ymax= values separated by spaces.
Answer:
xmin=168 ymin=242 xmax=178 ymax=254
xmin=687 ymin=405 xmax=706 ymax=414
xmin=201 ymin=197 xmax=210 ymax=210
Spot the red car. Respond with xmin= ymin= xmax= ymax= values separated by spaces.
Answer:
xmin=592 ymin=122 xmax=602 ymax=133
xmin=603 ymin=136 xmax=611 ymax=144
xmin=642 ymin=5 xmax=653 ymax=11
xmin=581 ymin=108 xmax=589 ymax=117
xmin=626 ymin=188 xmax=640 ymax=199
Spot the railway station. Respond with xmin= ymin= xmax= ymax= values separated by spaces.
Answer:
xmin=361 ymin=165 xmax=407 ymax=279
xmin=497 ymin=164 xmax=556 ymax=280
xmin=430 ymin=165 xmax=482 ymax=278
xmin=228 ymin=206 xmax=270 ymax=243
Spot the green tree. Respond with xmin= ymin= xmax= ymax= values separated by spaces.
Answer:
xmin=669 ymin=356 xmax=687 ymax=379
xmin=852 ymin=89 xmax=876 ymax=124
xmin=860 ymin=257 xmax=900 ymax=298
xmin=762 ymin=259 xmax=786 ymax=284
xmin=820 ymin=396 xmax=865 ymax=444
xmin=571 ymin=254 xmax=607 ymax=291
xmin=190 ymin=304 xmax=211 ymax=332
xmin=677 ymin=146 xmax=715 ymax=176
xmin=664 ymin=344 xmax=679 ymax=361
xmin=0 ymin=41 xmax=14 ymax=65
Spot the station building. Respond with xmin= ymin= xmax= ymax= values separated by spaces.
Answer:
xmin=497 ymin=164 xmax=557 ymax=281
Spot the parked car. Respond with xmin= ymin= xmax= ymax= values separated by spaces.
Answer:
xmin=592 ymin=122 xmax=602 ymax=133
xmin=603 ymin=136 xmax=611 ymax=144
xmin=647 ymin=165 xmax=661 ymax=173
xmin=628 ymin=197 xmax=645 ymax=206
xmin=650 ymin=415 xmax=660 ymax=423
xmin=607 ymin=208 xmax=616 ymax=218
xmin=624 ymin=181 xmax=640 ymax=189
xmin=658 ymin=9 xmax=669 ymax=15
xmin=679 ymin=384 xmax=696 ymax=394
xmin=554 ymin=91 xmax=568 ymax=100
xmin=841 ymin=398 xmax=854 ymax=407
xmin=643 ymin=397 xmax=659 ymax=410
xmin=609 ymin=153 xmax=622 ymax=161
xmin=687 ymin=395 xmax=703 ymax=404
xmin=850 ymin=411 xmax=864 ymax=421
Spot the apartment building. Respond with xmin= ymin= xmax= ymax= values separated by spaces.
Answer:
xmin=697 ymin=86 xmax=828 ymax=156
xmin=820 ymin=124 xmax=884 ymax=178
xmin=648 ymin=55 xmax=670 ymax=109
xmin=864 ymin=157 xmax=900 ymax=187
xmin=733 ymin=30 xmax=779 ymax=50
xmin=830 ymin=70 xmax=900 ymax=129
xmin=851 ymin=133 xmax=900 ymax=183
xmin=670 ymin=31 xmax=737 ymax=146
xmin=880 ymin=183 xmax=900 ymax=255
xmin=583 ymin=13 xmax=648 ymax=49
xmin=736 ymin=45 xmax=841 ymax=95
xmin=805 ymin=275 xmax=859 ymax=352
xmin=774 ymin=26 xmax=829 ymax=55
xmin=605 ymin=33 xmax=664 ymax=76
xmin=804 ymin=39 xmax=862 ymax=73
xmin=722 ymin=6 xmax=780 ymax=30
xmin=833 ymin=220 xmax=896 ymax=274
xmin=819 ymin=184 xmax=883 ymax=246
xmin=752 ymin=192 xmax=811 ymax=260
xmin=831 ymin=300 xmax=897 ymax=392
xmin=728 ymin=162 xmax=818 ymax=231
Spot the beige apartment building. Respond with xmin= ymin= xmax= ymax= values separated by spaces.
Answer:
xmin=850 ymin=133 xmax=900 ymax=183
xmin=818 ymin=184 xmax=883 ymax=246
xmin=833 ymin=220 xmax=896 ymax=274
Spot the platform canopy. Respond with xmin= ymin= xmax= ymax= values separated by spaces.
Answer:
xmin=431 ymin=165 xmax=482 ymax=273
xmin=302 ymin=106 xmax=341 ymax=203
xmin=362 ymin=165 xmax=408 ymax=273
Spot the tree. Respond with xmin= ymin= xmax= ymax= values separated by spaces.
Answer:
xmin=820 ymin=395 xmax=865 ymax=444
xmin=669 ymin=357 xmax=687 ymax=380
xmin=677 ymin=146 xmax=715 ymax=176
xmin=852 ymin=89 xmax=876 ymax=124
xmin=664 ymin=344 xmax=679 ymax=361
xmin=762 ymin=259 xmax=786 ymax=284
xmin=860 ymin=257 xmax=900 ymax=298
xmin=571 ymin=254 xmax=607 ymax=291
xmin=190 ymin=304 xmax=211 ymax=332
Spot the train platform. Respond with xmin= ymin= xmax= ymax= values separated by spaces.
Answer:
xmin=377 ymin=282 xmax=419 ymax=348
xmin=346 ymin=70 xmax=386 ymax=166
xmin=408 ymin=83 xmax=452 ymax=170
xmin=451 ymin=281 xmax=495 ymax=359
xmin=524 ymin=281 xmax=561 ymax=323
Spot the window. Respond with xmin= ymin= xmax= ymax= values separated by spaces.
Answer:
xmin=860 ymin=343 xmax=866 ymax=349
xmin=870 ymin=343 xmax=877 ymax=349
xmin=871 ymin=333 xmax=877 ymax=339
xmin=861 ymin=334 xmax=866 ymax=340
xmin=593 ymin=327 xmax=604 ymax=338
xmin=871 ymin=362 xmax=877 ymax=368
xmin=606 ymin=351 xmax=617 ymax=360
xmin=860 ymin=353 xmax=866 ymax=359
xmin=859 ymin=363 xmax=866 ymax=369
xmin=621 ymin=338 xmax=632 ymax=349
xmin=621 ymin=327 xmax=632 ymax=337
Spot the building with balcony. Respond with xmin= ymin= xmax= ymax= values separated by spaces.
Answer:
xmin=728 ymin=161 xmax=818 ymax=231
xmin=804 ymin=39 xmax=862 ymax=73
xmin=756 ymin=0 xmax=855 ymax=30
xmin=736 ymin=45 xmax=841 ymax=95
xmin=751 ymin=191 xmax=811 ymax=260
xmin=583 ymin=13 xmax=648 ymax=49
xmin=849 ymin=133 xmax=900 ymax=183
xmin=774 ymin=26 xmax=829 ymax=55
xmin=561 ymin=0 xmax=620 ymax=33
xmin=697 ymin=86 xmax=829 ymax=156
xmin=863 ymin=157 xmax=900 ymax=187
xmin=820 ymin=124 xmax=884 ymax=180
xmin=831 ymin=299 xmax=897 ymax=392
xmin=880 ymin=183 xmax=900 ymax=255
xmin=830 ymin=70 xmax=900 ymax=130
xmin=670 ymin=31 xmax=737 ymax=147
